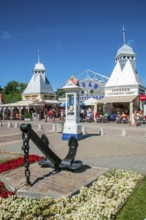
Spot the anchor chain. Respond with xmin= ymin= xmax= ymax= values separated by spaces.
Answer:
xmin=22 ymin=131 xmax=31 ymax=185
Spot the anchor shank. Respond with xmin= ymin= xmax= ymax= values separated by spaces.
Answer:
xmin=20 ymin=124 xmax=61 ymax=167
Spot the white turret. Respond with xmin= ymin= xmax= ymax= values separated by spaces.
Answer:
xmin=115 ymin=26 xmax=136 ymax=70
xmin=22 ymin=49 xmax=55 ymax=101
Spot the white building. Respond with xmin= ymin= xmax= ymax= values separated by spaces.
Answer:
xmin=98 ymin=28 xmax=145 ymax=117
xmin=0 ymin=50 xmax=59 ymax=120
xmin=22 ymin=50 xmax=56 ymax=102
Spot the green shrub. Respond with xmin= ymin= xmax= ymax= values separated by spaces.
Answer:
xmin=24 ymin=113 xmax=31 ymax=119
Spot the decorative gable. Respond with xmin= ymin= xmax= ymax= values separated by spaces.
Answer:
xmin=63 ymin=75 xmax=80 ymax=89
xmin=122 ymin=60 xmax=144 ymax=86
xmin=105 ymin=61 xmax=122 ymax=87
xmin=106 ymin=60 xmax=144 ymax=88
xmin=121 ymin=60 xmax=138 ymax=85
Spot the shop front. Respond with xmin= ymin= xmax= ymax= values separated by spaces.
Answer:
xmin=97 ymin=95 xmax=138 ymax=122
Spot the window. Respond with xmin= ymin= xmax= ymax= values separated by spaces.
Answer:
xmin=67 ymin=94 xmax=74 ymax=116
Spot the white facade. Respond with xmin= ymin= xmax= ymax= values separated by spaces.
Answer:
xmin=105 ymin=60 xmax=144 ymax=97
xmin=98 ymin=28 xmax=145 ymax=118
xmin=104 ymin=27 xmax=145 ymax=99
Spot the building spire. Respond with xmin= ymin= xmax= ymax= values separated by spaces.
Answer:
xmin=123 ymin=25 xmax=126 ymax=45
xmin=38 ymin=48 xmax=40 ymax=63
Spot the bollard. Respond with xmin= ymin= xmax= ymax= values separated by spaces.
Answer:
xmin=144 ymin=132 xmax=146 ymax=138
xmin=0 ymin=122 xmax=2 ymax=127
xmin=52 ymin=123 xmax=57 ymax=132
xmin=15 ymin=122 xmax=19 ymax=128
xmin=8 ymin=121 xmax=12 ymax=128
xmin=56 ymin=122 xmax=63 ymax=133
xmin=99 ymin=128 xmax=105 ymax=136
xmin=38 ymin=123 xmax=43 ymax=130
xmin=82 ymin=126 xmax=87 ymax=135
xmin=121 ymin=129 xmax=127 ymax=137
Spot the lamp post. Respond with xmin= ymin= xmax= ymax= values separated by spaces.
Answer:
xmin=62 ymin=76 xmax=83 ymax=140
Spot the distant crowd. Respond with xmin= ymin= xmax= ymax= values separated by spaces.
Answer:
xmin=0 ymin=105 xmax=145 ymax=127
xmin=80 ymin=107 xmax=146 ymax=126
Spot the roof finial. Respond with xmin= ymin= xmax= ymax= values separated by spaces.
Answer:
xmin=123 ymin=25 xmax=126 ymax=45
xmin=38 ymin=48 xmax=40 ymax=63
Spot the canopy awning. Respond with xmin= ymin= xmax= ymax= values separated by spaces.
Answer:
xmin=42 ymin=100 xmax=60 ymax=105
xmin=0 ymin=100 xmax=33 ymax=107
xmin=83 ymin=98 xmax=97 ymax=106
xmin=60 ymin=102 xmax=66 ymax=107
xmin=0 ymin=99 xmax=60 ymax=107
xmin=97 ymin=95 xmax=137 ymax=104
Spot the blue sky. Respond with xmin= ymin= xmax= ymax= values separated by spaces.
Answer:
xmin=0 ymin=0 xmax=146 ymax=90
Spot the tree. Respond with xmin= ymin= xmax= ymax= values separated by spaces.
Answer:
xmin=4 ymin=81 xmax=20 ymax=94
xmin=2 ymin=81 xmax=27 ymax=104
xmin=55 ymin=88 xmax=65 ymax=99
xmin=0 ymin=86 xmax=3 ymax=93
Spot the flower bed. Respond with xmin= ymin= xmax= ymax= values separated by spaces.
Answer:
xmin=0 ymin=168 xmax=143 ymax=219
xmin=0 ymin=155 xmax=43 ymax=174
xmin=0 ymin=155 xmax=44 ymax=198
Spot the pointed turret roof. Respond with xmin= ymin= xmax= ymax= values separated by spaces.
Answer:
xmin=116 ymin=44 xmax=135 ymax=57
xmin=121 ymin=60 xmax=143 ymax=86
xmin=23 ymin=73 xmax=55 ymax=94
xmin=115 ymin=26 xmax=136 ymax=66
xmin=105 ymin=61 xmax=122 ymax=87
xmin=23 ymin=52 xmax=55 ymax=95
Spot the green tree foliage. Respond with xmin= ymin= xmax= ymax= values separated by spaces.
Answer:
xmin=0 ymin=86 xmax=3 ymax=93
xmin=2 ymin=81 xmax=27 ymax=104
xmin=55 ymin=88 xmax=65 ymax=99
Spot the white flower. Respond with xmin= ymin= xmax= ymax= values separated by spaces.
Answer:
xmin=0 ymin=169 xmax=143 ymax=219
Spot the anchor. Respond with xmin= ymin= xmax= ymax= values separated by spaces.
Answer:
xmin=20 ymin=123 xmax=82 ymax=172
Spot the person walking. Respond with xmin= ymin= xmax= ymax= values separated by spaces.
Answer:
xmin=44 ymin=108 xmax=48 ymax=122
xmin=48 ymin=109 xmax=53 ymax=121
xmin=52 ymin=108 xmax=56 ymax=122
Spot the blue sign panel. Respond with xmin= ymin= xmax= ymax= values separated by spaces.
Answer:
xmin=88 ymin=82 xmax=92 ymax=87
xmin=82 ymin=82 xmax=86 ymax=87
xmin=94 ymin=84 xmax=98 ymax=89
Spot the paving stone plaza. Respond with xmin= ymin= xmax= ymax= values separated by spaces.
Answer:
xmin=0 ymin=120 xmax=146 ymax=198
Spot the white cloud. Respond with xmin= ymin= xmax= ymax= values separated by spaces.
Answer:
xmin=127 ymin=39 xmax=134 ymax=46
xmin=1 ymin=30 xmax=18 ymax=42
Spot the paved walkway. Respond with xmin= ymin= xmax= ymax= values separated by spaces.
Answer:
xmin=1 ymin=120 xmax=146 ymax=198
xmin=0 ymin=120 xmax=146 ymax=175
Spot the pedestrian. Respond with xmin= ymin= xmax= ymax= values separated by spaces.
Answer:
xmin=60 ymin=108 xmax=65 ymax=122
xmin=48 ymin=109 xmax=53 ymax=121
xmin=44 ymin=108 xmax=48 ymax=122
xmin=52 ymin=108 xmax=56 ymax=122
